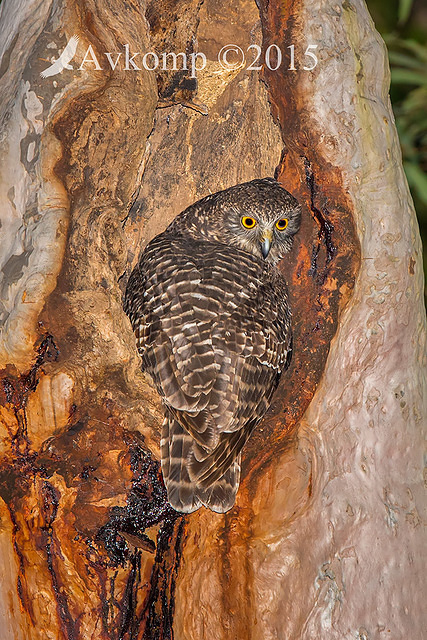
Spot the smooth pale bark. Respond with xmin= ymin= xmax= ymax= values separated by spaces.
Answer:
xmin=0 ymin=0 xmax=425 ymax=639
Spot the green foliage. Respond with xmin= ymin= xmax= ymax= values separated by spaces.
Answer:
xmin=367 ymin=0 xmax=427 ymax=291
xmin=398 ymin=0 xmax=414 ymax=25
xmin=387 ymin=34 xmax=427 ymax=211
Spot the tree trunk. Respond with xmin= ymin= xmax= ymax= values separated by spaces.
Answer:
xmin=0 ymin=0 xmax=425 ymax=639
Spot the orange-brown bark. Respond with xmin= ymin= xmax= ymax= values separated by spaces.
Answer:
xmin=0 ymin=0 xmax=425 ymax=639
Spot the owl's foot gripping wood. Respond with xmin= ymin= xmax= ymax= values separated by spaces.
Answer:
xmin=161 ymin=416 xmax=241 ymax=514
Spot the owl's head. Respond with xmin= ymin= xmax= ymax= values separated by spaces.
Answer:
xmin=170 ymin=178 xmax=301 ymax=264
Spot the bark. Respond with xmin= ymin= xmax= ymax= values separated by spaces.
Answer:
xmin=0 ymin=1 xmax=425 ymax=639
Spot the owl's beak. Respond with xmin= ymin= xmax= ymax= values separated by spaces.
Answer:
xmin=260 ymin=229 xmax=273 ymax=259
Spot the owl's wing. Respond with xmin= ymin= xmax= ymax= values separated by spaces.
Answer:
xmin=181 ymin=254 xmax=292 ymax=494
xmin=187 ymin=336 xmax=290 ymax=489
xmin=125 ymin=237 xmax=224 ymax=449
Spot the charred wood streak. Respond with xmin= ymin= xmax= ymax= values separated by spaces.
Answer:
xmin=119 ymin=550 xmax=142 ymax=640
xmin=6 ymin=505 xmax=36 ymax=624
xmin=96 ymin=445 xmax=185 ymax=638
xmin=41 ymin=481 xmax=78 ymax=639
xmin=143 ymin=516 xmax=185 ymax=640
xmin=303 ymin=156 xmax=337 ymax=279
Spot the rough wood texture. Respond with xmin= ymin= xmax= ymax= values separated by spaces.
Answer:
xmin=0 ymin=0 xmax=425 ymax=639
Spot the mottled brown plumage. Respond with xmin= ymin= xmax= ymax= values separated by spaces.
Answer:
xmin=124 ymin=178 xmax=301 ymax=513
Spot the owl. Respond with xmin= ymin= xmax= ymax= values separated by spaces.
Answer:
xmin=124 ymin=178 xmax=301 ymax=513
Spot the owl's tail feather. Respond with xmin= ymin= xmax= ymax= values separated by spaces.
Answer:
xmin=161 ymin=417 xmax=202 ymax=513
xmin=194 ymin=460 xmax=241 ymax=513
xmin=161 ymin=416 xmax=240 ymax=514
xmin=188 ymin=421 xmax=256 ymax=487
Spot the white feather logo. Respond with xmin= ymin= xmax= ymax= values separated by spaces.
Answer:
xmin=40 ymin=35 xmax=79 ymax=78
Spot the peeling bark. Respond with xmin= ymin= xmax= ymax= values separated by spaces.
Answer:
xmin=0 ymin=0 xmax=425 ymax=639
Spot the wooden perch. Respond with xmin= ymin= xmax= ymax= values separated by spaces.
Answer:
xmin=0 ymin=0 xmax=425 ymax=638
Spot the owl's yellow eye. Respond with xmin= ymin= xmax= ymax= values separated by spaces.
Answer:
xmin=241 ymin=216 xmax=257 ymax=229
xmin=275 ymin=218 xmax=289 ymax=231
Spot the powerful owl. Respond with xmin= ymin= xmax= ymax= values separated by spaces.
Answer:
xmin=124 ymin=178 xmax=301 ymax=513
